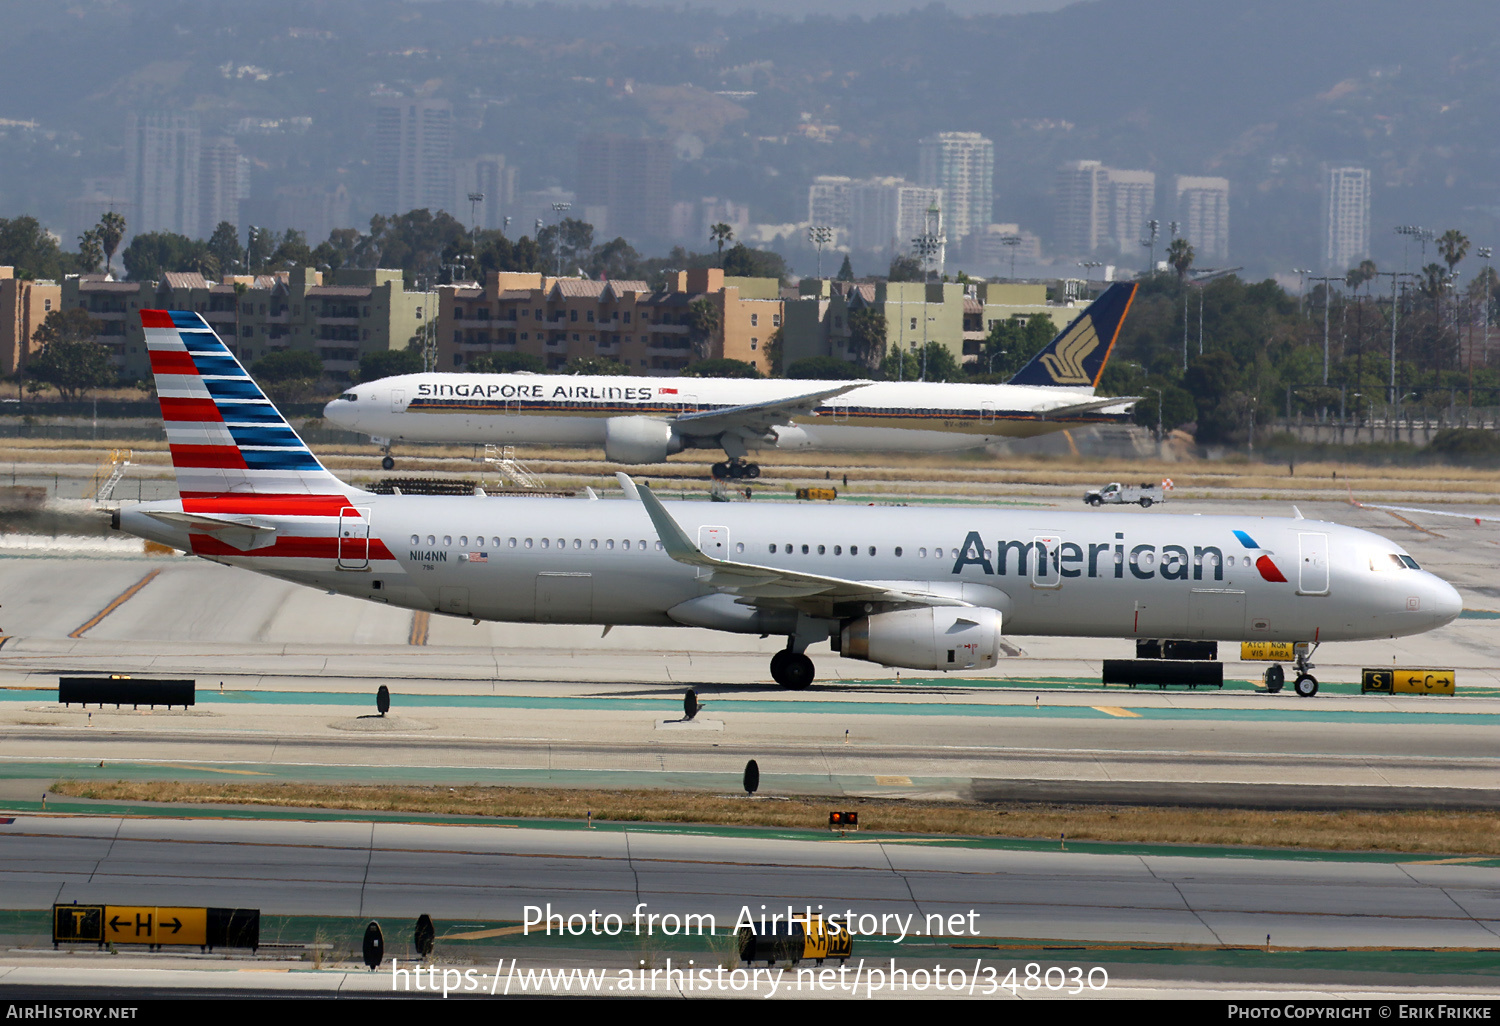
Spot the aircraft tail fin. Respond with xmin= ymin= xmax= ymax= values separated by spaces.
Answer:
xmin=142 ymin=310 xmax=353 ymax=499
xmin=1006 ymin=281 xmax=1137 ymax=390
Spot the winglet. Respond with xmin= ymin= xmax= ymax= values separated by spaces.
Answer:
xmin=614 ymin=472 xmax=640 ymax=500
xmin=632 ymin=481 xmax=717 ymax=568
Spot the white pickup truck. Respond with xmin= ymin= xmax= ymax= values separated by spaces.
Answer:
xmin=1084 ymin=481 xmax=1164 ymax=507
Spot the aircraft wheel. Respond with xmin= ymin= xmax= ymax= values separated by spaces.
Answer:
xmin=1294 ymin=674 xmax=1318 ymax=698
xmin=745 ymin=463 xmax=761 ymax=479
xmin=381 ymin=456 xmax=395 ymax=470
xmin=711 ymin=462 xmax=730 ymax=480
xmin=771 ymin=651 xmax=814 ymax=689
xmin=1140 ymin=497 xmax=1153 ymax=508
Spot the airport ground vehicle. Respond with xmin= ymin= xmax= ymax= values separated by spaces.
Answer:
xmin=115 ymin=310 xmax=1462 ymax=689
xmin=1084 ymin=481 xmax=1164 ymax=507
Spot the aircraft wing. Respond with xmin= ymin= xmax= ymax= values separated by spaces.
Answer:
xmin=1035 ymin=395 xmax=1139 ymax=419
xmin=626 ymin=475 xmax=969 ymax=615
xmin=668 ymin=383 xmax=868 ymax=439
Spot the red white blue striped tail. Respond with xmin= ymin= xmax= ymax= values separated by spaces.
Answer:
xmin=143 ymin=310 xmax=353 ymax=499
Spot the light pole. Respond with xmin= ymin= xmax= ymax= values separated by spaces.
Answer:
xmin=1291 ymin=268 xmax=1312 ymax=315
xmin=998 ymin=234 xmax=1022 ymax=280
xmin=1395 ymin=225 xmax=1433 ymax=274
xmin=1077 ymin=260 xmax=1103 ymax=284
xmin=467 ymin=192 xmax=484 ymax=234
xmin=808 ymin=225 xmax=833 ymax=278
xmin=549 ymin=202 xmax=572 ymax=277
xmin=1373 ymin=270 xmax=1419 ymax=404
xmin=1141 ymin=219 xmax=1160 ymax=274
xmin=1480 ymin=246 xmax=1493 ymax=370
xmin=1307 ymin=275 xmax=1341 ymax=386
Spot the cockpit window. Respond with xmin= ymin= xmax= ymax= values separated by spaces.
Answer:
xmin=1371 ymin=552 xmax=1414 ymax=571
xmin=339 ymin=393 xmax=358 ymax=401
xmin=1399 ymin=555 xmax=1421 ymax=570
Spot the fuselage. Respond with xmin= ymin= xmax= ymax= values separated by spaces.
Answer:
xmin=118 ymin=496 xmax=1461 ymax=645
xmin=323 ymin=374 xmax=1132 ymax=454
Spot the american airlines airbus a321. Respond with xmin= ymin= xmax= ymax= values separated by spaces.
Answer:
xmin=115 ymin=310 xmax=1462 ymax=690
xmin=323 ymin=283 xmax=1141 ymax=478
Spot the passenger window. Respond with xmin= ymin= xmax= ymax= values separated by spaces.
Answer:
xmin=919 ymin=548 xmax=927 ymax=558
xmin=459 ymin=536 xmax=468 ymax=547
xmin=769 ymin=544 xmax=777 ymax=553
xmin=590 ymin=539 xmax=598 ymax=549
xmin=427 ymin=535 xmax=435 ymax=546
xmin=443 ymin=535 xmax=452 ymax=547
xmin=735 ymin=542 xmax=744 ymax=553
xmin=817 ymin=545 xmax=826 ymax=555
xmin=492 ymin=538 xmax=500 ymax=548
xmin=557 ymin=538 xmax=565 ymax=548
xmin=895 ymin=547 xmax=902 ymax=556
xmin=541 ymin=538 xmax=550 ymax=549
xmin=508 ymin=538 xmax=517 ymax=547
xmin=801 ymin=544 xmax=809 ymax=554
xmin=869 ymin=547 xmax=876 ymax=556
xmin=833 ymin=545 xmax=842 ymax=555
xmin=654 ymin=541 xmax=662 ymax=550
xmin=573 ymin=539 xmax=582 ymax=549
xmin=606 ymin=539 xmax=614 ymax=550
xmin=525 ymin=538 xmax=533 ymax=548
xmin=410 ymin=535 xmax=418 ymax=545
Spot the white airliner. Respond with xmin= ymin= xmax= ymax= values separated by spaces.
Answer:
xmin=116 ymin=309 xmax=1462 ymax=691
xmin=324 ymin=283 xmax=1141 ymax=478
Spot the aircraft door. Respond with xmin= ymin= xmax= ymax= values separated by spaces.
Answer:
xmin=337 ymin=507 xmax=370 ymax=569
xmin=1298 ymin=532 xmax=1330 ymax=595
xmin=697 ymin=525 xmax=729 ymax=578
xmin=980 ymin=401 xmax=997 ymax=423
xmin=1032 ymin=534 xmax=1062 ymax=588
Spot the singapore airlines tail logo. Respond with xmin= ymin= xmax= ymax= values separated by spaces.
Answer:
xmin=1038 ymin=317 xmax=1100 ymax=384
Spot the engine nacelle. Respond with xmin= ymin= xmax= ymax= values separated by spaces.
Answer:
xmin=840 ymin=607 xmax=1003 ymax=672
xmin=603 ymin=416 xmax=683 ymax=464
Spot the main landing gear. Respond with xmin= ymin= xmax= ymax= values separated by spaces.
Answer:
xmin=770 ymin=648 xmax=814 ymax=689
xmin=711 ymin=458 xmax=760 ymax=480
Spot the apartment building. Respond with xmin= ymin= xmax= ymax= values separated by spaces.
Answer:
xmin=60 ymin=269 xmax=433 ymax=381
xmin=0 ymin=267 xmax=60 ymax=375
xmin=438 ymin=268 xmax=782 ymax=375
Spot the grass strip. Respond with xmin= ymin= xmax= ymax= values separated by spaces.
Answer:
xmin=45 ymin=780 xmax=1500 ymax=857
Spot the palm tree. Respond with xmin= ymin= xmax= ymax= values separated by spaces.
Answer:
xmin=97 ymin=211 xmax=126 ymax=279
xmin=710 ymin=223 xmax=734 ymax=266
xmin=77 ymin=229 xmax=103 ymax=274
xmin=687 ymin=297 xmax=721 ymax=360
xmin=1166 ymin=238 xmax=1194 ymax=281
xmin=1437 ymin=229 xmax=1469 ymax=276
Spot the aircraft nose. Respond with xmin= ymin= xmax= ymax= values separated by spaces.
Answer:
xmin=1431 ymin=577 xmax=1462 ymax=627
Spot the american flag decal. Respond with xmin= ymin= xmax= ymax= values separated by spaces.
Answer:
xmin=469 ymin=552 xmax=488 ymax=563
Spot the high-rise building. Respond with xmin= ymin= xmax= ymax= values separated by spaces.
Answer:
xmin=1053 ymin=160 xmax=1110 ymax=257
xmin=373 ymin=99 xmax=454 ymax=215
xmin=1106 ymin=169 xmax=1155 ymax=256
xmin=847 ymin=177 xmax=943 ymax=258
xmin=454 ymin=155 xmax=518 ymax=231
xmin=1324 ymin=166 xmax=1371 ymax=271
xmin=576 ymin=136 xmax=673 ymax=244
xmin=199 ymin=136 xmax=245 ymax=238
xmin=917 ymin=132 xmax=993 ymax=242
xmin=807 ymin=175 xmax=853 ymax=230
xmin=273 ymin=184 xmax=352 ymax=245
xmin=1174 ymin=175 xmax=1230 ymax=262
xmin=125 ymin=111 xmax=201 ymax=238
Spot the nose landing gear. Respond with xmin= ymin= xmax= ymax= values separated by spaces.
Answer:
xmin=1292 ymin=642 xmax=1318 ymax=697
xmin=711 ymin=458 xmax=760 ymax=480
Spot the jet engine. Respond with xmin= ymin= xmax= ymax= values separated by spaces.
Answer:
xmin=603 ymin=416 xmax=684 ymax=464
xmin=840 ymin=607 xmax=1003 ymax=671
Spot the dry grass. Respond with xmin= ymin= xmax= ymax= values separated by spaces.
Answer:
xmin=7 ymin=436 xmax=1500 ymax=500
xmin=47 ymin=779 xmax=1500 ymax=856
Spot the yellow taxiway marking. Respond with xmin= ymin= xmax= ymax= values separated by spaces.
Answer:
xmin=443 ymin=925 xmax=529 ymax=940
xmin=136 ymin=763 xmax=271 ymax=776
xmin=874 ymin=775 xmax=912 ymax=786
xmin=69 ymin=569 xmax=162 ymax=638
xmin=1402 ymin=857 xmax=1496 ymax=866
xmin=409 ymin=611 xmax=430 ymax=646
xmin=1093 ymin=706 xmax=1142 ymax=718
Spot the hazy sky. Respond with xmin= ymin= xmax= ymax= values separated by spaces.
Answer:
xmin=502 ymin=0 xmax=1084 ymax=15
